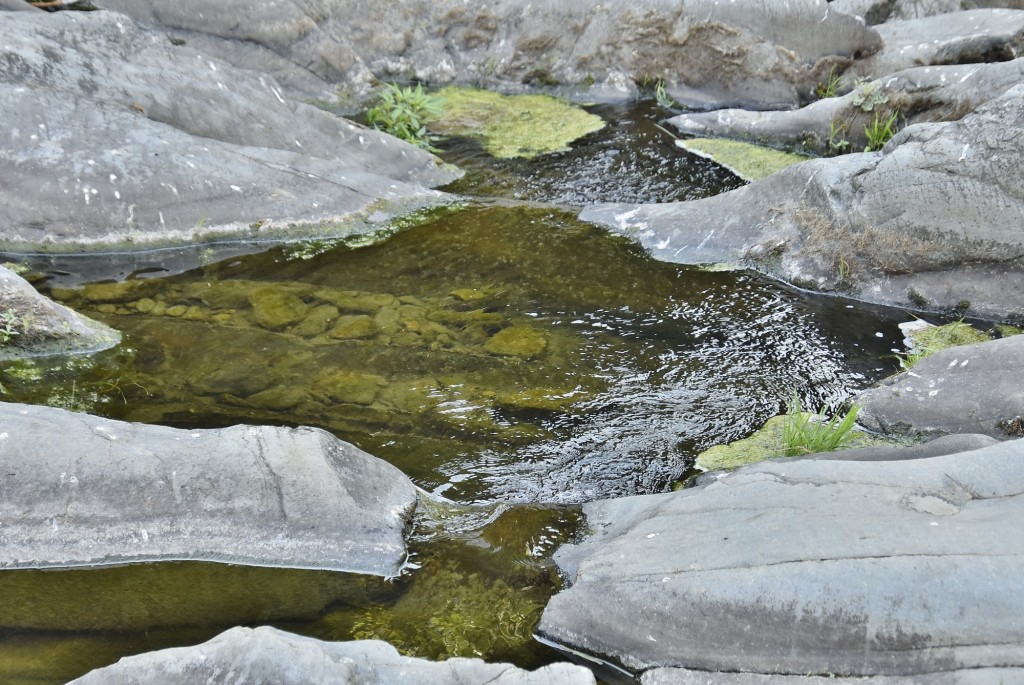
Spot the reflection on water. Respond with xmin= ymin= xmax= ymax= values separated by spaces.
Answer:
xmin=7 ymin=205 xmax=905 ymax=504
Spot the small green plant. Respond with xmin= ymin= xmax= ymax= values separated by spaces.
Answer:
xmin=815 ymin=68 xmax=842 ymax=100
xmin=0 ymin=308 xmax=21 ymax=344
xmin=365 ymin=82 xmax=444 ymax=151
xmin=851 ymin=80 xmax=888 ymax=112
xmin=654 ymin=80 xmax=677 ymax=109
xmin=864 ymin=109 xmax=899 ymax=152
xmin=827 ymin=118 xmax=850 ymax=155
xmin=780 ymin=395 xmax=861 ymax=457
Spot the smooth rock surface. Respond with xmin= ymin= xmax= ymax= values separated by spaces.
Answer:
xmin=0 ymin=265 xmax=120 ymax=359
xmin=583 ymin=84 xmax=1024 ymax=319
xmin=854 ymin=9 xmax=1024 ymax=79
xmin=94 ymin=0 xmax=880 ymax=110
xmin=0 ymin=10 xmax=457 ymax=252
xmin=856 ymin=335 xmax=1024 ymax=439
xmin=539 ymin=439 xmax=1024 ymax=677
xmin=833 ymin=0 xmax=1024 ymax=24
xmin=642 ymin=667 xmax=1024 ymax=683
xmin=68 ymin=626 xmax=597 ymax=685
xmin=0 ymin=402 xmax=418 ymax=575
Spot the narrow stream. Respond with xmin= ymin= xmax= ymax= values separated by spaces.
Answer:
xmin=0 ymin=104 xmax=910 ymax=684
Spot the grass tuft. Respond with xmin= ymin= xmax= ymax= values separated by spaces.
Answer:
xmin=780 ymin=395 xmax=861 ymax=457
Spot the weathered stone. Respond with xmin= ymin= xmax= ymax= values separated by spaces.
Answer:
xmin=93 ymin=0 xmax=880 ymax=111
xmin=0 ymin=402 xmax=418 ymax=576
xmin=833 ymin=0 xmax=1024 ymax=24
xmin=0 ymin=10 xmax=457 ymax=253
xmin=249 ymin=288 xmax=311 ymax=330
xmin=642 ymin=667 xmax=1024 ymax=684
xmin=67 ymin=626 xmax=596 ymax=685
xmin=854 ymin=9 xmax=1024 ymax=79
xmin=856 ymin=334 xmax=1024 ymax=439
xmin=582 ymin=85 xmax=1024 ymax=319
xmin=0 ymin=266 xmax=120 ymax=361
xmin=540 ymin=439 xmax=1024 ymax=677
xmin=484 ymin=326 xmax=548 ymax=358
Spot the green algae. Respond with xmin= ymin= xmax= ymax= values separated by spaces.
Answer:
xmin=676 ymin=137 xmax=810 ymax=181
xmin=431 ymin=87 xmax=605 ymax=159
xmin=901 ymin=320 xmax=993 ymax=368
xmin=695 ymin=413 xmax=896 ymax=472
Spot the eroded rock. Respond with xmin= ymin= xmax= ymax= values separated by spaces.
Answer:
xmin=0 ymin=402 xmax=418 ymax=575
xmin=67 ymin=626 xmax=596 ymax=685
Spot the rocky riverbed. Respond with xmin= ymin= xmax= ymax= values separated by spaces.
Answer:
xmin=2 ymin=0 xmax=1024 ymax=682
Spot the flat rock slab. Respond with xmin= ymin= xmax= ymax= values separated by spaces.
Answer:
xmin=582 ymin=84 xmax=1024 ymax=320
xmin=642 ymin=666 xmax=1024 ymax=683
xmin=68 ymin=626 xmax=597 ymax=685
xmin=856 ymin=335 xmax=1024 ymax=439
xmin=0 ymin=402 xmax=418 ymax=575
xmin=856 ymin=9 xmax=1024 ymax=78
xmin=539 ymin=439 xmax=1024 ymax=677
xmin=94 ymin=0 xmax=879 ymax=110
xmin=0 ymin=10 xmax=456 ymax=252
xmin=0 ymin=265 xmax=120 ymax=360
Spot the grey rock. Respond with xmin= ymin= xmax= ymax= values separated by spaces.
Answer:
xmin=856 ymin=335 xmax=1024 ymax=439
xmin=854 ymin=9 xmax=1024 ymax=79
xmin=810 ymin=432 xmax=999 ymax=460
xmin=0 ymin=10 xmax=457 ymax=253
xmin=68 ymin=626 xmax=597 ymax=685
xmin=668 ymin=58 xmax=1024 ymax=154
xmin=539 ymin=439 xmax=1024 ymax=677
xmin=0 ymin=265 xmax=120 ymax=360
xmin=95 ymin=0 xmax=881 ymax=110
xmin=0 ymin=0 xmax=37 ymax=11
xmin=582 ymin=84 xmax=1024 ymax=320
xmin=642 ymin=667 xmax=1024 ymax=684
xmin=833 ymin=0 xmax=1024 ymax=24
xmin=0 ymin=402 xmax=418 ymax=576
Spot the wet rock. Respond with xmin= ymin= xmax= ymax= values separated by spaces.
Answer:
xmin=641 ymin=667 xmax=1024 ymax=684
xmin=249 ymin=288 xmax=311 ymax=331
xmin=94 ymin=0 xmax=879 ymax=110
xmin=0 ymin=266 xmax=121 ymax=361
xmin=293 ymin=303 xmax=341 ymax=337
xmin=484 ymin=326 xmax=548 ymax=359
xmin=582 ymin=84 xmax=1024 ymax=319
xmin=329 ymin=315 xmax=380 ymax=340
xmin=313 ymin=371 xmax=387 ymax=406
xmin=0 ymin=10 xmax=456 ymax=253
xmin=539 ymin=439 xmax=1024 ymax=678
xmin=854 ymin=9 xmax=1024 ymax=79
xmin=0 ymin=402 xmax=418 ymax=576
xmin=67 ymin=626 xmax=596 ymax=685
xmin=856 ymin=335 xmax=1024 ymax=439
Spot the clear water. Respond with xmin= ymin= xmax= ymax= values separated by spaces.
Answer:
xmin=0 ymin=104 xmax=909 ymax=684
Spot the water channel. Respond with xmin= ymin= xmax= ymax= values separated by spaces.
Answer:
xmin=0 ymin=103 xmax=910 ymax=684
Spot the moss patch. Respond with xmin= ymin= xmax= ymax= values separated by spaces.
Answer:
xmin=430 ymin=87 xmax=605 ymax=159
xmin=695 ymin=414 xmax=894 ymax=472
xmin=902 ymin=320 xmax=993 ymax=368
xmin=676 ymin=138 xmax=810 ymax=181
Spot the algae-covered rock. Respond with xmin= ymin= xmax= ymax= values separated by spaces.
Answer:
xmin=483 ymin=326 xmax=547 ymax=359
xmin=676 ymin=138 xmax=810 ymax=182
xmin=695 ymin=413 xmax=893 ymax=471
xmin=313 ymin=371 xmax=387 ymax=405
xmin=293 ymin=304 xmax=340 ymax=337
xmin=432 ymin=87 xmax=604 ymax=159
xmin=249 ymin=288 xmax=310 ymax=330
xmin=329 ymin=315 xmax=379 ymax=340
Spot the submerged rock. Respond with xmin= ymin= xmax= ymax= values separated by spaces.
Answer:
xmin=0 ymin=10 xmax=457 ymax=253
xmin=0 ymin=402 xmax=418 ymax=576
xmin=856 ymin=334 xmax=1024 ymax=439
xmin=0 ymin=265 xmax=120 ymax=361
xmin=539 ymin=439 xmax=1024 ymax=678
xmin=67 ymin=626 xmax=596 ymax=685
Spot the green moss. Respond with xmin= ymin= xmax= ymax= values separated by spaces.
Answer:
xmin=676 ymin=138 xmax=810 ymax=181
xmin=483 ymin=326 xmax=547 ymax=359
xmin=430 ymin=87 xmax=605 ymax=159
xmin=994 ymin=324 xmax=1023 ymax=338
xmin=901 ymin=320 xmax=992 ymax=368
xmin=695 ymin=413 xmax=895 ymax=471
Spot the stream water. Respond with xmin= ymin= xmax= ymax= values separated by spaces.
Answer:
xmin=0 ymin=103 xmax=910 ymax=684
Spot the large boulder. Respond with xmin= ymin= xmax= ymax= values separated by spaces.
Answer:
xmin=0 ymin=265 xmax=120 ymax=360
xmin=856 ymin=334 xmax=1024 ymax=439
xmin=538 ymin=439 xmax=1024 ymax=679
xmin=0 ymin=10 xmax=457 ymax=253
xmin=582 ymin=84 xmax=1024 ymax=320
xmin=67 ymin=626 xmax=597 ymax=685
xmin=92 ymin=0 xmax=881 ymax=110
xmin=0 ymin=402 xmax=418 ymax=576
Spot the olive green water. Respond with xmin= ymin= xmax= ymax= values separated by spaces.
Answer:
xmin=0 ymin=203 xmax=908 ymax=683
